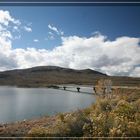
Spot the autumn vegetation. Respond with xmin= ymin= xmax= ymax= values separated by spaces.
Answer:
xmin=27 ymin=79 xmax=140 ymax=138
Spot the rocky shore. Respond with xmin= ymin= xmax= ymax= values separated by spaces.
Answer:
xmin=0 ymin=115 xmax=57 ymax=137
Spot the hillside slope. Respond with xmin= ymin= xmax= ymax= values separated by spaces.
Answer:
xmin=0 ymin=66 xmax=139 ymax=87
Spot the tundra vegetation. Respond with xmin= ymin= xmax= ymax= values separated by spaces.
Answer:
xmin=27 ymin=79 xmax=140 ymax=138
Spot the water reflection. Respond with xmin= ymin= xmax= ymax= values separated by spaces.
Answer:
xmin=0 ymin=86 xmax=95 ymax=123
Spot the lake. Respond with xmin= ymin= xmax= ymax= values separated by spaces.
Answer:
xmin=0 ymin=86 xmax=95 ymax=123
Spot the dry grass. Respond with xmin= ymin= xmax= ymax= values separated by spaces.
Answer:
xmin=0 ymin=79 xmax=140 ymax=138
xmin=27 ymin=81 xmax=140 ymax=138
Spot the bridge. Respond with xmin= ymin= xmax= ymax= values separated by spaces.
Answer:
xmin=51 ymin=85 xmax=96 ymax=95
xmin=47 ymin=85 xmax=140 ymax=95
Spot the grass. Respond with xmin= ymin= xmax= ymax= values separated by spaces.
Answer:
xmin=27 ymin=80 xmax=140 ymax=138
xmin=0 ymin=79 xmax=139 ymax=138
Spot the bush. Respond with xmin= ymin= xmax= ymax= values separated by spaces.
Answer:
xmin=28 ymin=126 xmax=48 ymax=137
xmin=96 ymin=98 xmax=112 ymax=113
xmin=27 ymin=83 xmax=140 ymax=138
xmin=83 ymin=94 xmax=140 ymax=137
xmin=114 ymin=100 xmax=136 ymax=119
xmin=27 ymin=111 xmax=89 ymax=137
xmin=133 ymin=99 xmax=140 ymax=113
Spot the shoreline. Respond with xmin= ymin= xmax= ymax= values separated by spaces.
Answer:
xmin=0 ymin=114 xmax=57 ymax=137
xmin=0 ymin=110 xmax=78 ymax=137
xmin=0 ymin=84 xmax=139 ymax=90
xmin=0 ymin=87 xmax=139 ymax=137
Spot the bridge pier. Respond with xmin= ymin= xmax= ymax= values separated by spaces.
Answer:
xmin=93 ymin=86 xmax=96 ymax=94
xmin=77 ymin=87 xmax=80 ymax=92
xmin=63 ymin=86 xmax=66 ymax=90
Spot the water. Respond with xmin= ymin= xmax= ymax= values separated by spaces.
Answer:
xmin=0 ymin=86 xmax=95 ymax=123
xmin=59 ymin=85 xmax=94 ymax=93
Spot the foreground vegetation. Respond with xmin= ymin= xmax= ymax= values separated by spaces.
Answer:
xmin=0 ymin=79 xmax=139 ymax=138
xmin=27 ymin=80 xmax=140 ymax=138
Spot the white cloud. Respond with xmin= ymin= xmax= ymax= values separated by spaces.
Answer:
xmin=48 ymin=24 xmax=58 ymax=34
xmin=48 ymin=24 xmax=64 ymax=36
xmin=0 ymin=11 xmax=14 ymax=51
xmin=13 ymin=26 xmax=20 ymax=32
xmin=33 ymin=39 xmax=39 ymax=42
xmin=0 ymin=10 xmax=21 ymax=26
xmin=14 ymin=35 xmax=21 ymax=40
xmin=48 ymin=31 xmax=53 ymax=35
xmin=130 ymin=67 xmax=140 ymax=77
xmin=1 ymin=33 xmax=140 ymax=77
xmin=0 ymin=10 xmax=140 ymax=77
xmin=24 ymin=26 xmax=32 ymax=32
xmin=47 ymin=32 xmax=55 ymax=40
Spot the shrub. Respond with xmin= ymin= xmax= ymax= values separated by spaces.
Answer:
xmin=133 ymin=99 xmax=140 ymax=113
xmin=83 ymin=93 xmax=140 ymax=137
xmin=27 ymin=83 xmax=140 ymax=138
xmin=27 ymin=126 xmax=48 ymax=137
xmin=114 ymin=100 xmax=136 ymax=119
xmin=60 ymin=111 xmax=89 ymax=137
xmin=27 ymin=111 xmax=89 ymax=137
xmin=96 ymin=98 xmax=112 ymax=113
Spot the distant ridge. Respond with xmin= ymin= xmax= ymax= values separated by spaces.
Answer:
xmin=0 ymin=66 xmax=139 ymax=87
xmin=2 ymin=66 xmax=107 ymax=76
xmin=27 ymin=66 xmax=106 ymax=75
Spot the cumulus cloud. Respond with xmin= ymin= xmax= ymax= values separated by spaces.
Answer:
xmin=0 ymin=10 xmax=140 ymax=77
xmin=0 ymin=10 xmax=20 ymax=70
xmin=24 ymin=26 xmax=32 ymax=32
xmin=0 ymin=52 xmax=18 ymax=70
xmin=130 ymin=67 xmax=140 ymax=77
xmin=0 ymin=10 xmax=15 ymax=51
xmin=48 ymin=24 xmax=64 ymax=36
xmin=53 ymin=36 xmax=140 ymax=77
xmin=1 ymin=34 xmax=140 ymax=77
xmin=0 ymin=10 xmax=20 ymax=26
xmin=33 ymin=39 xmax=39 ymax=42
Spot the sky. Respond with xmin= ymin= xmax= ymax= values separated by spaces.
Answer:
xmin=0 ymin=6 xmax=140 ymax=77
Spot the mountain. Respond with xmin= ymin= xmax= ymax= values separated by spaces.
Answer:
xmin=0 ymin=66 xmax=139 ymax=87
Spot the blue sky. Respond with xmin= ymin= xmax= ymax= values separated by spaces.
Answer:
xmin=0 ymin=6 xmax=140 ymax=77
xmin=1 ymin=6 xmax=140 ymax=50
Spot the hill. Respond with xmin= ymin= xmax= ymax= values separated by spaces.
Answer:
xmin=0 ymin=66 xmax=139 ymax=87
